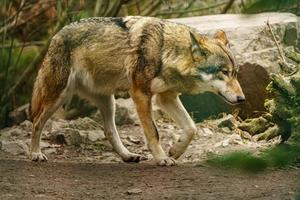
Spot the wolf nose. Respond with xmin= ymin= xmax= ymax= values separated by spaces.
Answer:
xmin=237 ymin=96 xmax=245 ymax=102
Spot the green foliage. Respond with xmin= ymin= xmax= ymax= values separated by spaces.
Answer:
xmin=0 ymin=42 xmax=39 ymax=127
xmin=209 ymin=52 xmax=300 ymax=173
xmin=264 ymin=51 xmax=300 ymax=143
xmin=0 ymin=1 xmax=92 ymax=127
xmin=243 ymin=0 xmax=300 ymax=15
xmin=207 ymin=151 xmax=268 ymax=172
xmin=207 ymin=144 xmax=300 ymax=172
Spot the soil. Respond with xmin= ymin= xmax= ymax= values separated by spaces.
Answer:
xmin=0 ymin=153 xmax=299 ymax=200
xmin=1 ymin=115 xmax=299 ymax=200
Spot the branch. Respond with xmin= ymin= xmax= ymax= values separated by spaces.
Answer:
xmin=0 ymin=41 xmax=45 ymax=49
xmin=222 ymin=0 xmax=235 ymax=14
xmin=178 ymin=0 xmax=196 ymax=18
xmin=266 ymin=20 xmax=298 ymax=75
xmin=0 ymin=1 xmax=56 ymax=35
xmin=156 ymin=2 xmax=227 ymax=16
xmin=105 ymin=0 xmax=123 ymax=17
xmin=1 ymin=0 xmax=75 ymax=103
xmin=141 ymin=0 xmax=162 ymax=16
xmin=266 ymin=21 xmax=286 ymax=64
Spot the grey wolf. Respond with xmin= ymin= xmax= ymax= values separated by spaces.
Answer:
xmin=30 ymin=16 xmax=245 ymax=166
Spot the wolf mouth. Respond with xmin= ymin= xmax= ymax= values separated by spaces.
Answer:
xmin=217 ymin=92 xmax=239 ymax=105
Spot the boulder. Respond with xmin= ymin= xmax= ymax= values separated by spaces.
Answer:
xmin=50 ymin=117 xmax=105 ymax=145
xmin=91 ymin=98 xmax=140 ymax=125
xmin=1 ymin=140 xmax=29 ymax=156
xmin=236 ymin=63 xmax=270 ymax=119
xmin=215 ymin=114 xmax=237 ymax=130
xmin=7 ymin=104 xmax=30 ymax=125
xmin=115 ymin=98 xmax=138 ymax=125
xmin=170 ymin=13 xmax=299 ymax=121
xmin=171 ymin=13 xmax=299 ymax=71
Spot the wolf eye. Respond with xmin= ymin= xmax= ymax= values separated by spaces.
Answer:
xmin=222 ymin=70 xmax=229 ymax=75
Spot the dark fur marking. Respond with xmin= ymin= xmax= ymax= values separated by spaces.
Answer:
xmin=135 ymin=22 xmax=164 ymax=83
xmin=136 ymin=30 xmax=149 ymax=72
xmin=198 ymin=65 xmax=221 ymax=74
xmin=157 ymin=22 xmax=165 ymax=77
xmin=47 ymin=38 xmax=71 ymax=92
xmin=218 ymin=44 xmax=238 ymax=74
xmin=111 ymin=17 xmax=128 ymax=30
xmin=152 ymin=121 xmax=159 ymax=141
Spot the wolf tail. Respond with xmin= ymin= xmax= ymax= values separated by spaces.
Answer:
xmin=30 ymin=35 xmax=71 ymax=122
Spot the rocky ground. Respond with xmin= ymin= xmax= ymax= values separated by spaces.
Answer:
xmin=0 ymin=98 xmax=280 ymax=164
xmin=1 ymin=98 xmax=299 ymax=199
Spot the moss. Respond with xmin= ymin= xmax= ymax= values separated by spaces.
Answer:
xmin=254 ymin=125 xmax=280 ymax=141
xmin=238 ymin=117 xmax=270 ymax=135
xmin=265 ymin=51 xmax=300 ymax=143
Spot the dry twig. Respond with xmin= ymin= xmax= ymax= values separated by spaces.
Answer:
xmin=266 ymin=20 xmax=298 ymax=75
xmin=222 ymin=0 xmax=235 ymax=14
xmin=0 ymin=41 xmax=45 ymax=49
xmin=1 ymin=0 xmax=75 ymax=103
xmin=156 ymin=1 xmax=226 ymax=16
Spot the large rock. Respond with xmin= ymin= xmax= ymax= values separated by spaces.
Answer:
xmin=8 ymin=104 xmax=30 ymax=126
xmin=171 ymin=12 xmax=299 ymax=71
xmin=50 ymin=118 xmax=105 ymax=145
xmin=91 ymin=98 xmax=139 ymax=125
xmin=171 ymin=13 xmax=299 ymax=121
xmin=1 ymin=140 xmax=29 ymax=156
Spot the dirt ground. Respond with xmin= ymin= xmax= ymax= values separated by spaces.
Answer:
xmin=0 ymin=154 xmax=299 ymax=200
xmin=1 ymin=114 xmax=300 ymax=199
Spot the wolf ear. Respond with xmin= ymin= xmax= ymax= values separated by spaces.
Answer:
xmin=214 ymin=30 xmax=229 ymax=46
xmin=190 ymin=32 xmax=208 ymax=57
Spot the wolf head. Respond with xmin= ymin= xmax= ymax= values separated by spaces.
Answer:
xmin=189 ymin=30 xmax=245 ymax=105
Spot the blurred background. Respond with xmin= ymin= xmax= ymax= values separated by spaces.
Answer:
xmin=1 ymin=0 xmax=300 ymax=128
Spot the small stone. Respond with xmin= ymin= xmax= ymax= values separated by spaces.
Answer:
xmin=87 ymin=130 xmax=105 ymax=142
xmin=202 ymin=128 xmax=214 ymax=136
xmin=40 ymin=141 xmax=50 ymax=148
xmin=1 ymin=140 xmax=28 ymax=155
xmin=127 ymin=136 xmax=140 ymax=144
xmin=0 ymin=128 xmax=24 ymax=140
xmin=63 ymin=129 xmax=85 ymax=146
xmin=221 ymin=127 xmax=232 ymax=134
xmin=114 ymin=98 xmax=139 ymax=125
xmin=44 ymin=148 xmax=56 ymax=155
xmin=222 ymin=139 xmax=230 ymax=147
xmin=20 ymin=120 xmax=32 ymax=131
xmin=127 ymin=188 xmax=142 ymax=195
xmin=216 ymin=114 xmax=236 ymax=130
xmin=8 ymin=104 xmax=30 ymax=125
xmin=240 ymin=131 xmax=252 ymax=140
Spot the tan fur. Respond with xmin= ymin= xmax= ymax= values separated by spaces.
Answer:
xmin=30 ymin=16 xmax=245 ymax=165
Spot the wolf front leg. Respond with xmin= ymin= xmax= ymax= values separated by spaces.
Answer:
xmin=130 ymin=89 xmax=176 ymax=166
xmin=155 ymin=91 xmax=197 ymax=159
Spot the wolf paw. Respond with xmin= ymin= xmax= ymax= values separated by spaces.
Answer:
xmin=122 ymin=153 xmax=142 ymax=163
xmin=31 ymin=152 xmax=48 ymax=162
xmin=168 ymin=144 xmax=186 ymax=159
xmin=156 ymin=157 xmax=176 ymax=166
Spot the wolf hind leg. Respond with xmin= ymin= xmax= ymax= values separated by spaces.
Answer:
xmin=155 ymin=91 xmax=197 ymax=159
xmin=80 ymin=92 xmax=141 ymax=162
xmin=30 ymin=89 xmax=70 ymax=161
